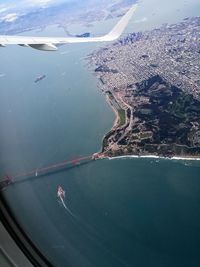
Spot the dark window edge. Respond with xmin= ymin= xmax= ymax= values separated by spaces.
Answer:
xmin=0 ymin=194 xmax=54 ymax=267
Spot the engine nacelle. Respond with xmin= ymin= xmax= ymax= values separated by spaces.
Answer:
xmin=29 ymin=43 xmax=58 ymax=51
xmin=18 ymin=44 xmax=29 ymax=47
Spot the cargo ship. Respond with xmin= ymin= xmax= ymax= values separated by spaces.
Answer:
xmin=34 ymin=74 xmax=46 ymax=83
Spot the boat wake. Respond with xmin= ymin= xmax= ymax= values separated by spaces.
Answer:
xmin=59 ymin=196 xmax=76 ymax=217
xmin=57 ymin=186 xmax=76 ymax=218
xmin=56 ymin=186 xmax=129 ymax=266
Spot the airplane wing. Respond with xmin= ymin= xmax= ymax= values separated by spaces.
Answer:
xmin=0 ymin=4 xmax=137 ymax=51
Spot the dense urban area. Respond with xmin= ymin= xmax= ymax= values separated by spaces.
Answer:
xmin=90 ymin=17 xmax=200 ymax=158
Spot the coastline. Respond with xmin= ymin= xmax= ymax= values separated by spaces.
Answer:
xmin=106 ymin=154 xmax=200 ymax=161
xmin=105 ymin=94 xmax=120 ymax=129
xmin=98 ymin=85 xmax=200 ymax=162
xmin=88 ymin=14 xmax=200 ymax=164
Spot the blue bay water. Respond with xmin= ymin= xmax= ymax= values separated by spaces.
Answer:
xmin=0 ymin=1 xmax=200 ymax=266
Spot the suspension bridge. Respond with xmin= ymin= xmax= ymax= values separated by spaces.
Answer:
xmin=0 ymin=153 xmax=104 ymax=190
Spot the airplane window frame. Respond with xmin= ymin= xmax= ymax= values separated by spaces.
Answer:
xmin=0 ymin=194 xmax=54 ymax=267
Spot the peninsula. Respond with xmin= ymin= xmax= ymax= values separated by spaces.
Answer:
xmin=89 ymin=17 xmax=200 ymax=158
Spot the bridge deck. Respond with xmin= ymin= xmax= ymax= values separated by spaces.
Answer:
xmin=0 ymin=154 xmax=103 ymax=190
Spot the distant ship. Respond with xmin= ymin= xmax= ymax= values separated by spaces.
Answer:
xmin=34 ymin=74 xmax=46 ymax=83
xmin=57 ymin=186 xmax=65 ymax=199
xmin=57 ymin=186 xmax=67 ymax=209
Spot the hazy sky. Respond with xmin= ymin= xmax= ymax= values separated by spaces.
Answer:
xmin=0 ymin=0 xmax=131 ymax=23
xmin=0 ymin=0 xmax=111 ymax=10
xmin=0 ymin=0 xmax=101 ymax=10
xmin=0 ymin=0 xmax=114 ymax=14
xmin=0 ymin=0 xmax=72 ymax=13
xmin=0 ymin=0 xmax=84 ymax=22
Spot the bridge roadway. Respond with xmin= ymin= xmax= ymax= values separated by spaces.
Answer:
xmin=0 ymin=153 xmax=103 ymax=190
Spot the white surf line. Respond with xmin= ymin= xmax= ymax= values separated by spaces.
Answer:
xmin=107 ymin=155 xmax=200 ymax=161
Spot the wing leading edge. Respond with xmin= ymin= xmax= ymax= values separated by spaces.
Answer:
xmin=0 ymin=4 xmax=137 ymax=51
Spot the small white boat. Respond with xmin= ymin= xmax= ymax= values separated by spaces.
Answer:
xmin=57 ymin=186 xmax=65 ymax=199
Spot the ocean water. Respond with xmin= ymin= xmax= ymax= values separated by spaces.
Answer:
xmin=0 ymin=1 xmax=200 ymax=266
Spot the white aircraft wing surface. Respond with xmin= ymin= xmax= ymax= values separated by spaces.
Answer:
xmin=0 ymin=4 xmax=137 ymax=51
